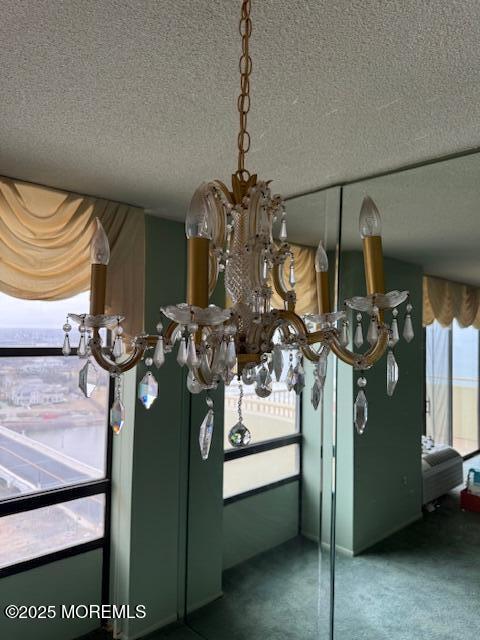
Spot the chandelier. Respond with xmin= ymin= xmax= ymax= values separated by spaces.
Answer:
xmin=63 ymin=0 xmax=414 ymax=458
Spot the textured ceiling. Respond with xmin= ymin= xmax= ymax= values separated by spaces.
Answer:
xmin=1 ymin=0 xmax=480 ymax=221
xmin=341 ymin=153 xmax=480 ymax=286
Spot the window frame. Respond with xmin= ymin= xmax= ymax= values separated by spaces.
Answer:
xmin=425 ymin=321 xmax=480 ymax=461
xmin=0 ymin=341 xmax=113 ymax=605
xmin=223 ymin=392 xmax=302 ymax=506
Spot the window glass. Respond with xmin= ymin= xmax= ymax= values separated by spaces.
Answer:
xmin=425 ymin=321 xmax=450 ymax=444
xmin=0 ymin=494 xmax=105 ymax=569
xmin=0 ymin=290 xmax=90 ymax=347
xmin=452 ymin=320 xmax=479 ymax=456
xmin=0 ymin=356 xmax=109 ymax=500
xmin=223 ymin=444 xmax=300 ymax=499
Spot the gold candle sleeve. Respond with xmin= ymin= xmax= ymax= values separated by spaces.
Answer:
xmin=316 ymin=271 xmax=331 ymax=314
xmin=90 ymin=263 xmax=107 ymax=315
xmin=187 ymin=237 xmax=210 ymax=307
xmin=362 ymin=236 xmax=385 ymax=295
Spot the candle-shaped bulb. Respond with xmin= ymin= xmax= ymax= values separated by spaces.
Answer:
xmin=185 ymin=183 xmax=213 ymax=239
xmin=90 ymin=218 xmax=110 ymax=265
xmin=314 ymin=241 xmax=329 ymax=273
xmin=359 ymin=196 xmax=382 ymax=239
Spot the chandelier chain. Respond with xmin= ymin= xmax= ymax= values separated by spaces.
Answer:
xmin=237 ymin=0 xmax=252 ymax=180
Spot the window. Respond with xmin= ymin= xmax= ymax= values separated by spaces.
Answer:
xmin=223 ymin=353 xmax=301 ymax=502
xmin=426 ymin=319 xmax=479 ymax=457
xmin=0 ymin=291 xmax=111 ymax=577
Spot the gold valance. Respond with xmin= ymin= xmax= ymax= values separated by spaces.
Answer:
xmin=271 ymin=243 xmax=318 ymax=315
xmin=423 ymin=275 xmax=480 ymax=329
xmin=0 ymin=176 xmax=145 ymax=335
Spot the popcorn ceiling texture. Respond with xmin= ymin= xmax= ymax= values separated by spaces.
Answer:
xmin=1 ymin=0 xmax=480 ymax=219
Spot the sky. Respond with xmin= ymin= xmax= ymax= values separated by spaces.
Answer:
xmin=0 ymin=291 xmax=90 ymax=329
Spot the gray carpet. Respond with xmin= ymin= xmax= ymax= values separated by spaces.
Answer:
xmin=187 ymin=489 xmax=479 ymax=640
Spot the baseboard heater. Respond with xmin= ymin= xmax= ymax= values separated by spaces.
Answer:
xmin=422 ymin=446 xmax=463 ymax=504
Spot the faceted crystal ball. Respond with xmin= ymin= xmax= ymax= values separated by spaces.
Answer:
xmin=228 ymin=422 xmax=252 ymax=447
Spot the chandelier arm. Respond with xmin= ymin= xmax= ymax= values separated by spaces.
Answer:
xmin=271 ymin=263 xmax=296 ymax=312
xmin=266 ymin=309 xmax=309 ymax=343
xmin=328 ymin=325 xmax=389 ymax=369
xmin=90 ymin=334 xmax=146 ymax=375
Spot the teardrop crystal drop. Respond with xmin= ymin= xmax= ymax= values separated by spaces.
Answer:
xmin=153 ymin=336 xmax=165 ymax=368
xmin=79 ymin=359 xmax=98 ymax=398
xmin=110 ymin=398 xmax=125 ymax=435
xmin=386 ymin=350 xmax=399 ymax=397
xmin=199 ymin=409 xmax=214 ymax=461
xmin=339 ymin=322 xmax=349 ymax=347
xmin=317 ymin=350 xmax=328 ymax=389
xmin=186 ymin=336 xmax=198 ymax=368
xmin=354 ymin=389 xmax=368 ymax=435
xmin=177 ymin=338 xmax=187 ymax=366
xmin=112 ymin=335 xmax=125 ymax=359
xmin=403 ymin=314 xmax=414 ymax=343
xmin=138 ymin=371 xmax=158 ymax=409
xmin=390 ymin=318 xmax=400 ymax=346
xmin=262 ymin=258 xmax=269 ymax=283
xmin=242 ymin=365 xmax=256 ymax=385
xmin=228 ymin=421 xmax=252 ymax=447
xmin=78 ymin=334 xmax=87 ymax=358
xmin=286 ymin=364 xmax=295 ymax=391
xmin=62 ymin=333 xmax=71 ymax=356
xmin=367 ymin=318 xmax=379 ymax=346
xmin=226 ymin=339 xmax=237 ymax=368
xmin=255 ymin=366 xmax=272 ymax=398
xmin=272 ymin=345 xmax=284 ymax=381
xmin=354 ymin=322 xmax=364 ymax=349
xmin=279 ymin=218 xmax=288 ymax=241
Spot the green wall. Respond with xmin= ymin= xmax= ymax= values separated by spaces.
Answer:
xmin=336 ymin=252 xmax=424 ymax=554
xmin=223 ymin=482 xmax=300 ymax=570
xmin=0 ymin=551 xmax=102 ymax=640
xmin=111 ymin=216 xmax=189 ymax=639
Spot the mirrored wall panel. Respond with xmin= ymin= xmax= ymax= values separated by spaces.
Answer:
xmin=184 ymin=187 xmax=341 ymax=639
xmin=334 ymin=154 xmax=480 ymax=639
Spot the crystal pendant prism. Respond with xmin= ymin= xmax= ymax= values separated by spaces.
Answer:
xmin=390 ymin=318 xmax=400 ymax=346
xmin=138 ymin=371 xmax=158 ymax=409
xmin=78 ymin=359 xmax=98 ymax=398
xmin=226 ymin=339 xmax=237 ymax=368
xmin=386 ymin=349 xmax=399 ymax=397
xmin=186 ymin=336 xmax=198 ymax=368
xmin=339 ymin=322 xmax=349 ymax=347
xmin=272 ymin=345 xmax=284 ymax=381
xmin=367 ymin=318 xmax=378 ymax=345
xmin=293 ymin=361 xmax=305 ymax=395
xmin=153 ymin=336 xmax=165 ymax=368
xmin=403 ymin=314 xmax=414 ymax=343
xmin=228 ymin=421 xmax=252 ymax=447
xmin=289 ymin=262 xmax=296 ymax=287
xmin=354 ymin=315 xmax=364 ymax=348
xmin=110 ymin=398 xmax=125 ymax=435
xmin=255 ymin=366 xmax=272 ymax=398
xmin=177 ymin=338 xmax=187 ymax=366
xmin=199 ymin=409 xmax=214 ymax=461
xmin=279 ymin=218 xmax=288 ymax=241
xmin=311 ymin=380 xmax=322 ymax=410
xmin=62 ymin=333 xmax=71 ymax=356
xmin=78 ymin=333 xmax=87 ymax=358
xmin=354 ymin=389 xmax=368 ymax=435
xmin=112 ymin=335 xmax=125 ymax=359
xmin=242 ymin=365 xmax=256 ymax=385
xmin=286 ymin=364 xmax=295 ymax=391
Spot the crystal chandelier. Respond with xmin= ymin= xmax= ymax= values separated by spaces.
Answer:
xmin=63 ymin=0 xmax=414 ymax=455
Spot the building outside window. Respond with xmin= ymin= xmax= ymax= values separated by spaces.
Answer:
xmin=0 ymin=290 xmax=111 ymax=576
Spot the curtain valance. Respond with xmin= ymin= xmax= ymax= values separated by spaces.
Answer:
xmin=270 ymin=243 xmax=318 ymax=315
xmin=0 ymin=176 xmax=145 ymax=335
xmin=423 ymin=275 xmax=480 ymax=329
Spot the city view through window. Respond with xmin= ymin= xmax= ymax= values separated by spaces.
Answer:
xmin=0 ymin=291 xmax=108 ymax=569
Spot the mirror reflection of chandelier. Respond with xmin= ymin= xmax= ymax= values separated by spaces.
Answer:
xmin=63 ymin=0 xmax=414 ymax=457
